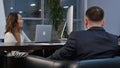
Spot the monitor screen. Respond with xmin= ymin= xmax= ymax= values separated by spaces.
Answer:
xmin=66 ymin=5 xmax=73 ymax=35
xmin=60 ymin=5 xmax=73 ymax=39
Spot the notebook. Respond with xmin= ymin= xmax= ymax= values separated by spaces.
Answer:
xmin=34 ymin=25 xmax=52 ymax=42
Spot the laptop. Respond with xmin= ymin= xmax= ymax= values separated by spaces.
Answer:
xmin=34 ymin=25 xmax=52 ymax=43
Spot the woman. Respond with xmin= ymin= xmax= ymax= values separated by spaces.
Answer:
xmin=4 ymin=12 xmax=31 ymax=57
xmin=4 ymin=12 xmax=31 ymax=43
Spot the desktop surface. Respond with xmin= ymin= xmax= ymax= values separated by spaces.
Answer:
xmin=0 ymin=42 xmax=65 ymax=51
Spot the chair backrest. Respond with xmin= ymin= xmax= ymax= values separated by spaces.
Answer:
xmin=25 ymin=55 xmax=71 ymax=68
xmin=24 ymin=55 xmax=120 ymax=68
xmin=25 ymin=55 xmax=54 ymax=68
xmin=76 ymin=57 xmax=120 ymax=68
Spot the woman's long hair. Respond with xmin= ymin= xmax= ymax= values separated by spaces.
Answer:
xmin=5 ymin=12 xmax=19 ymax=34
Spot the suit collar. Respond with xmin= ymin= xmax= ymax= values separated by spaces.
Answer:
xmin=88 ymin=27 xmax=105 ymax=31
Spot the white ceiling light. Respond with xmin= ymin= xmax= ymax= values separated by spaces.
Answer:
xmin=19 ymin=11 xmax=23 ymax=13
xmin=63 ymin=6 xmax=69 ymax=9
xmin=30 ymin=3 xmax=36 ymax=7
xmin=10 ymin=7 xmax=13 ymax=10
xmin=39 ymin=9 xmax=42 ymax=11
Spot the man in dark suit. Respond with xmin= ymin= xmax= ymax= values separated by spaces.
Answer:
xmin=48 ymin=6 xmax=118 ymax=60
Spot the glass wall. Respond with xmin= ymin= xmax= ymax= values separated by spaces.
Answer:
xmin=3 ymin=0 xmax=84 ymax=40
xmin=4 ymin=0 xmax=42 ymax=17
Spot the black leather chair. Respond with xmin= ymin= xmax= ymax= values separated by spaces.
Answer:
xmin=76 ymin=57 xmax=120 ymax=68
xmin=24 ymin=55 xmax=120 ymax=68
xmin=24 ymin=56 xmax=120 ymax=68
xmin=24 ymin=55 xmax=77 ymax=68
xmin=6 ymin=55 xmax=120 ymax=68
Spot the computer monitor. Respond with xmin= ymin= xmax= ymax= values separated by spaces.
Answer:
xmin=60 ymin=5 xmax=73 ymax=39
xmin=66 ymin=5 xmax=73 ymax=35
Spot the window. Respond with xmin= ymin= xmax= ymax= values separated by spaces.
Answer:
xmin=4 ymin=0 xmax=41 ymax=17
xmin=3 ymin=0 xmax=84 ymax=40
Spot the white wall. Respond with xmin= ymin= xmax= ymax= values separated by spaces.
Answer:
xmin=87 ymin=0 xmax=120 ymax=36
xmin=0 ymin=0 xmax=6 ymax=39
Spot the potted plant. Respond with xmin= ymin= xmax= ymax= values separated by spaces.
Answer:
xmin=47 ymin=0 xmax=65 ymax=41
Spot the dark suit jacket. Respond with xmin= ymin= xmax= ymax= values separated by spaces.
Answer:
xmin=48 ymin=27 xmax=118 ymax=60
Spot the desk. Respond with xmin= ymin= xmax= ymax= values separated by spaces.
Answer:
xmin=0 ymin=43 xmax=65 ymax=51
xmin=0 ymin=43 xmax=65 ymax=68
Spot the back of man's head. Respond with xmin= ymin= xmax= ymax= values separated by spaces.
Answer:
xmin=86 ymin=6 xmax=104 ymax=22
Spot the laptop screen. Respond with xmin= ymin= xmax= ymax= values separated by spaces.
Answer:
xmin=35 ymin=25 xmax=52 ymax=42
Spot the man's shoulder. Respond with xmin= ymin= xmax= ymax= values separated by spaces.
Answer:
xmin=69 ymin=30 xmax=89 ymax=38
xmin=71 ymin=30 xmax=89 ymax=35
xmin=104 ymin=31 xmax=118 ymax=38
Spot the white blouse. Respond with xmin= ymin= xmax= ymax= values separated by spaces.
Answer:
xmin=4 ymin=31 xmax=31 ymax=43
